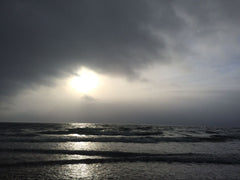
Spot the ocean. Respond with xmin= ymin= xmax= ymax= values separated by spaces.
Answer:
xmin=0 ymin=123 xmax=240 ymax=179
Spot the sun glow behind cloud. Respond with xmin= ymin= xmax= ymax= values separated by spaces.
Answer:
xmin=70 ymin=68 xmax=99 ymax=93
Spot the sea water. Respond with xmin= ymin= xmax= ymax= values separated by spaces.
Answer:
xmin=0 ymin=123 xmax=240 ymax=179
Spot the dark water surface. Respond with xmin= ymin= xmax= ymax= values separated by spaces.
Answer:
xmin=0 ymin=123 xmax=240 ymax=179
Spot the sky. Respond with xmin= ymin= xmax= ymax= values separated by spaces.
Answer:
xmin=1 ymin=0 xmax=240 ymax=127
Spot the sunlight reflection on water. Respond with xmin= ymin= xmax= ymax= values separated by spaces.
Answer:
xmin=1 ymin=123 xmax=240 ymax=179
xmin=65 ymin=164 xmax=93 ymax=179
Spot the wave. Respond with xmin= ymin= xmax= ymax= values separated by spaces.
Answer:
xmin=0 ymin=152 xmax=239 ymax=167
xmin=0 ymin=148 xmax=162 ymax=157
xmin=40 ymin=127 xmax=163 ymax=136
xmin=0 ymin=135 xmax=238 ymax=143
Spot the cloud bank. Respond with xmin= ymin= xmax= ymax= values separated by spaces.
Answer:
xmin=1 ymin=0 xmax=240 ymax=98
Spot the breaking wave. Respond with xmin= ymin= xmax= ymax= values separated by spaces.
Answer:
xmin=0 ymin=150 xmax=239 ymax=167
xmin=0 ymin=135 xmax=239 ymax=143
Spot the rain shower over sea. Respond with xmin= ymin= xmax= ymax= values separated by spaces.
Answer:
xmin=0 ymin=122 xmax=240 ymax=179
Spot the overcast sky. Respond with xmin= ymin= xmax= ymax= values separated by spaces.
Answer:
xmin=1 ymin=0 xmax=240 ymax=127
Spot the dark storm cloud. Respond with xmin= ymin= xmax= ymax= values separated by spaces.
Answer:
xmin=0 ymin=0 xmax=181 ymax=97
xmin=1 ymin=0 xmax=240 ymax=98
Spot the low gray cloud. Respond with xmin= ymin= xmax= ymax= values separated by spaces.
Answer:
xmin=3 ymin=90 xmax=240 ymax=127
xmin=0 ymin=0 xmax=177 ymax=97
